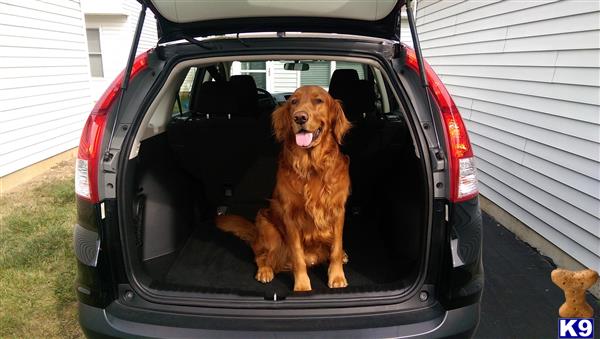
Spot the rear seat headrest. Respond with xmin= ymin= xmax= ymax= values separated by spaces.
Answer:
xmin=329 ymin=69 xmax=360 ymax=99
xmin=229 ymin=75 xmax=259 ymax=117
xmin=192 ymin=81 xmax=231 ymax=117
xmin=329 ymin=69 xmax=374 ymax=122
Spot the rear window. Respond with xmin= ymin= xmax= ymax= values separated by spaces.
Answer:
xmin=170 ymin=59 xmax=400 ymax=119
xmin=230 ymin=60 xmax=365 ymax=93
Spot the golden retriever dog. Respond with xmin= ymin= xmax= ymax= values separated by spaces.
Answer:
xmin=216 ymin=85 xmax=351 ymax=291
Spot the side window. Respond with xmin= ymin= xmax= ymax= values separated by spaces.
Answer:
xmin=173 ymin=67 xmax=197 ymax=116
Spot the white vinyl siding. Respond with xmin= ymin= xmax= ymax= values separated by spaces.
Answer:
xmin=85 ymin=0 xmax=157 ymax=100
xmin=300 ymin=61 xmax=331 ymax=88
xmin=122 ymin=1 xmax=158 ymax=55
xmin=416 ymin=0 xmax=600 ymax=271
xmin=269 ymin=61 xmax=300 ymax=93
xmin=400 ymin=14 xmax=412 ymax=46
xmin=0 ymin=0 xmax=93 ymax=177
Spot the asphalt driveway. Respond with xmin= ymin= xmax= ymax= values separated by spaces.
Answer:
xmin=475 ymin=212 xmax=600 ymax=338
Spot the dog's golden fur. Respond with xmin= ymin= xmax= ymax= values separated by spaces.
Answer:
xmin=216 ymin=85 xmax=351 ymax=291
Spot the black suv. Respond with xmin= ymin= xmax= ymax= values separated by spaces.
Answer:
xmin=74 ymin=1 xmax=483 ymax=337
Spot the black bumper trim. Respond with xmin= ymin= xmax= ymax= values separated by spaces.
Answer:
xmin=74 ymin=223 xmax=100 ymax=267
xmin=79 ymin=302 xmax=479 ymax=338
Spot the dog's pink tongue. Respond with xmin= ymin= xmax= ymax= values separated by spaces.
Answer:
xmin=295 ymin=132 xmax=313 ymax=147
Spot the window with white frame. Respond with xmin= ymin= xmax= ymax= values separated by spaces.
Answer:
xmin=86 ymin=29 xmax=104 ymax=77
xmin=238 ymin=61 xmax=267 ymax=89
xmin=335 ymin=61 xmax=365 ymax=79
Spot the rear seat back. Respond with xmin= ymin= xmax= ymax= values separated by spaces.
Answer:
xmin=329 ymin=69 xmax=384 ymax=209
xmin=226 ymin=75 xmax=278 ymax=217
xmin=168 ymin=76 xmax=274 ymax=215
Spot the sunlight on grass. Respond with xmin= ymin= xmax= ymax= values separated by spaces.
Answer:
xmin=0 ymin=161 xmax=83 ymax=338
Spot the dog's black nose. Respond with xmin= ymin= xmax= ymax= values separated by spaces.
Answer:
xmin=293 ymin=111 xmax=308 ymax=125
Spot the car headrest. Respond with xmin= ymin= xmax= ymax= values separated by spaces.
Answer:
xmin=192 ymin=81 xmax=230 ymax=117
xmin=229 ymin=75 xmax=259 ymax=117
xmin=329 ymin=69 xmax=372 ymax=122
xmin=329 ymin=69 xmax=360 ymax=99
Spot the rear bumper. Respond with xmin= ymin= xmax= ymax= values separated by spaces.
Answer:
xmin=79 ymin=301 xmax=479 ymax=338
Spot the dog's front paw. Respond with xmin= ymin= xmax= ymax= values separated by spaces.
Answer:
xmin=293 ymin=274 xmax=312 ymax=292
xmin=328 ymin=272 xmax=348 ymax=288
xmin=255 ymin=266 xmax=274 ymax=283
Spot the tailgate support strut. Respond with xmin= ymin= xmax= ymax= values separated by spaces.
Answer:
xmin=404 ymin=0 xmax=445 ymax=170
xmin=104 ymin=4 xmax=147 ymax=161
xmin=405 ymin=0 xmax=428 ymax=88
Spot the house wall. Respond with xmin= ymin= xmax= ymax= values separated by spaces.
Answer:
xmin=0 ymin=0 xmax=93 ymax=177
xmin=400 ymin=13 xmax=412 ymax=46
xmin=85 ymin=1 xmax=157 ymax=100
xmin=416 ymin=0 xmax=600 ymax=271
xmin=269 ymin=61 xmax=300 ymax=93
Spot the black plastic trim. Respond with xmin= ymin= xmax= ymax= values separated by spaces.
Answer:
xmin=442 ymin=196 xmax=484 ymax=310
xmin=74 ymin=223 xmax=100 ymax=267
xmin=79 ymin=300 xmax=479 ymax=338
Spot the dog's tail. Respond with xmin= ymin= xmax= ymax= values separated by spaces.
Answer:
xmin=215 ymin=215 xmax=257 ymax=244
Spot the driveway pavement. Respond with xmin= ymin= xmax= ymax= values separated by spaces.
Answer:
xmin=475 ymin=212 xmax=600 ymax=338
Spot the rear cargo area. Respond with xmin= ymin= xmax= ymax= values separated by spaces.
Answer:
xmin=121 ymin=62 xmax=428 ymax=298
xmin=128 ymin=115 xmax=425 ymax=297
xmin=149 ymin=213 xmax=415 ymax=295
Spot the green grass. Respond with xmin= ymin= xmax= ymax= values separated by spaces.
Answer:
xmin=0 ymin=161 xmax=83 ymax=338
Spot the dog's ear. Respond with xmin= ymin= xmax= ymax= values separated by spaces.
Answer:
xmin=330 ymin=99 xmax=352 ymax=145
xmin=272 ymin=102 xmax=290 ymax=142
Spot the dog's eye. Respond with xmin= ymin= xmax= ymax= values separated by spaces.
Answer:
xmin=314 ymin=98 xmax=323 ymax=104
xmin=290 ymin=98 xmax=298 ymax=105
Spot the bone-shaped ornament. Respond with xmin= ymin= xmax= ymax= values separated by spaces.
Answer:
xmin=551 ymin=268 xmax=598 ymax=318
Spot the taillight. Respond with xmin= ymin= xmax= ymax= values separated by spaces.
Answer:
xmin=75 ymin=50 xmax=150 ymax=202
xmin=404 ymin=46 xmax=478 ymax=202
xmin=76 ymin=114 xmax=107 ymax=201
